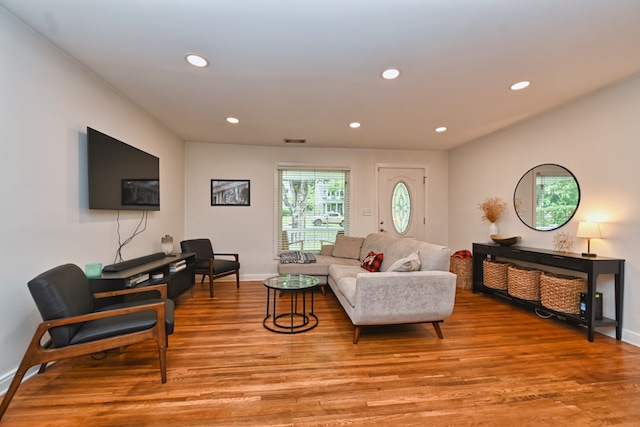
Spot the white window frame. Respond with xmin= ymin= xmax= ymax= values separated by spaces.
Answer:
xmin=274 ymin=164 xmax=351 ymax=257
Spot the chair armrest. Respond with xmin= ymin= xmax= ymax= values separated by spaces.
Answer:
xmin=40 ymin=301 xmax=166 ymax=329
xmin=93 ymin=283 xmax=168 ymax=299
xmin=213 ymin=253 xmax=239 ymax=261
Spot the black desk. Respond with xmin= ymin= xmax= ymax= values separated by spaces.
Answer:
xmin=473 ymin=243 xmax=624 ymax=342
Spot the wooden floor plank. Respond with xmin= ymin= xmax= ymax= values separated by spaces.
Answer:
xmin=2 ymin=280 xmax=640 ymax=426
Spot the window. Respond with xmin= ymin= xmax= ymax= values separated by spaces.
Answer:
xmin=276 ymin=166 xmax=350 ymax=254
xmin=391 ymin=181 xmax=411 ymax=234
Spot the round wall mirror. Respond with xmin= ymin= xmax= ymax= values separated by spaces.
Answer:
xmin=514 ymin=164 xmax=580 ymax=231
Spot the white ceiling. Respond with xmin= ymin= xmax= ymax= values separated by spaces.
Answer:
xmin=2 ymin=0 xmax=640 ymax=151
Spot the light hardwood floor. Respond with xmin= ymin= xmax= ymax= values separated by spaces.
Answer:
xmin=2 ymin=280 xmax=640 ymax=426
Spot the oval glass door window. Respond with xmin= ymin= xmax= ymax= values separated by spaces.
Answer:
xmin=392 ymin=181 xmax=411 ymax=234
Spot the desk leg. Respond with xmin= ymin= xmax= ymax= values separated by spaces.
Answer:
xmin=587 ymin=275 xmax=596 ymax=342
xmin=616 ymin=269 xmax=624 ymax=340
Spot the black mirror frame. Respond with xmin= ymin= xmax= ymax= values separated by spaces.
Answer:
xmin=514 ymin=163 xmax=581 ymax=232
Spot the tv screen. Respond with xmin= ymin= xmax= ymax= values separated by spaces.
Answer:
xmin=87 ymin=127 xmax=160 ymax=211
xmin=122 ymin=179 xmax=160 ymax=207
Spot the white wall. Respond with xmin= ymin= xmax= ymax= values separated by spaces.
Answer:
xmin=185 ymin=143 xmax=449 ymax=279
xmin=449 ymin=73 xmax=640 ymax=346
xmin=0 ymin=10 xmax=186 ymax=390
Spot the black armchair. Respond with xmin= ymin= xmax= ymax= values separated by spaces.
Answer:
xmin=180 ymin=238 xmax=240 ymax=297
xmin=0 ymin=264 xmax=174 ymax=421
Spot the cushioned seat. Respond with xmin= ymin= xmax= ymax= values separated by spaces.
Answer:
xmin=97 ymin=298 xmax=175 ymax=335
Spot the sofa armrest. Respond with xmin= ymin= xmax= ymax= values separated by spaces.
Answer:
xmin=353 ymin=271 xmax=457 ymax=324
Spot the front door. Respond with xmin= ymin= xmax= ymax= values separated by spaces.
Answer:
xmin=377 ymin=167 xmax=426 ymax=240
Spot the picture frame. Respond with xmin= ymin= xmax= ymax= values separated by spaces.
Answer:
xmin=211 ymin=179 xmax=250 ymax=206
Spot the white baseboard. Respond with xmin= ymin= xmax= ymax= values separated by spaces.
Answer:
xmin=0 ymin=365 xmax=41 ymax=397
xmin=621 ymin=328 xmax=640 ymax=347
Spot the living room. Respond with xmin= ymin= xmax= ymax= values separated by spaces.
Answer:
xmin=2 ymin=2 xmax=640 ymax=424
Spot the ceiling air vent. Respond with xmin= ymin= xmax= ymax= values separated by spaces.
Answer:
xmin=284 ymin=138 xmax=306 ymax=144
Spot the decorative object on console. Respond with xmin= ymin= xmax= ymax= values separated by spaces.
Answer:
xmin=576 ymin=221 xmax=601 ymax=257
xmin=479 ymin=196 xmax=507 ymax=241
xmin=488 ymin=222 xmax=499 ymax=241
xmin=161 ymin=234 xmax=174 ymax=255
xmin=553 ymin=231 xmax=575 ymax=252
xmin=85 ymin=263 xmax=102 ymax=278
xmin=490 ymin=235 xmax=521 ymax=247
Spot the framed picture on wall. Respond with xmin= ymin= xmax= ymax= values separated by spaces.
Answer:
xmin=211 ymin=179 xmax=250 ymax=206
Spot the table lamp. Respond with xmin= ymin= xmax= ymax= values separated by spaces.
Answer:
xmin=576 ymin=221 xmax=601 ymax=257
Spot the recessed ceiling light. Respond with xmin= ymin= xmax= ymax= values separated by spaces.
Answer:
xmin=185 ymin=54 xmax=209 ymax=68
xmin=226 ymin=117 xmax=239 ymax=124
xmin=435 ymin=126 xmax=448 ymax=133
xmin=510 ymin=81 xmax=531 ymax=91
xmin=349 ymin=122 xmax=361 ymax=129
xmin=381 ymin=68 xmax=401 ymax=80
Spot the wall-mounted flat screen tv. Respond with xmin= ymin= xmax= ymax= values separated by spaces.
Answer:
xmin=87 ymin=127 xmax=160 ymax=211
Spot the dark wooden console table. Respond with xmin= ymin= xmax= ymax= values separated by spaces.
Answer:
xmin=472 ymin=243 xmax=624 ymax=342
xmin=89 ymin=252 xmax=196 ymax=306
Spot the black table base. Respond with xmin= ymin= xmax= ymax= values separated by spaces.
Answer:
xmin=263 ymin=287 xmax=318 ymax=334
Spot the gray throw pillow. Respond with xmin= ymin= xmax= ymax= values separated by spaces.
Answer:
xmin=332 ymin=235 xmax=365 ymax=259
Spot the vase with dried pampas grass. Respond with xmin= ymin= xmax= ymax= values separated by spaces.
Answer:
xmin=479 ymin=197 xmax=507 ymax=241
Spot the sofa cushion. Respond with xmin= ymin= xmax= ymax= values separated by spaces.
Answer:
xmin=387 ymin=251 xmax=421 ymax=272
xmin=360 ymin=233 xmax=392 ymax=262
xmin=278 ymin=254 xmax=359 ymax=277
xmin=361 ymin=251 xmax=384 ymax=272
xmin=360 ymin=233 xmax=450 ymax=272
xmin=328 ymin=264 xmax=361 ymax=307
xmin=332 ymin=235 xmax=365 ymax=259
xmin=336 ymin=277 xmax=357 ymax=307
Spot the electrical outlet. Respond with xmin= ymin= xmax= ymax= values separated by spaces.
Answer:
xmin=362 ymin=208 xmax=372 ymax=216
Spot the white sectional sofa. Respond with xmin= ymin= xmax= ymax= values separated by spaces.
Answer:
xmin=278 ymin=233 xmax=457 ymax=343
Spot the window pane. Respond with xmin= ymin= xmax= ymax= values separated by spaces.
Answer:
xmin=392 ymin=182 xmax=411 ymax=234
xmin=277 ymin=167 xmax=349 ymax=254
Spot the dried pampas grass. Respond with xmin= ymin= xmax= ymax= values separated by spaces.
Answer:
xmin=479 ymin=197 xmax=507 ymax=223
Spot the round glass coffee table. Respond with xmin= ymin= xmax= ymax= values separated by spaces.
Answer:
xmin=263 ymin=274 xmax=319 ymax=334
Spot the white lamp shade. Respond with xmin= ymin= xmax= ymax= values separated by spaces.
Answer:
xmin=576 ymin=222 xmax=602 ymax=239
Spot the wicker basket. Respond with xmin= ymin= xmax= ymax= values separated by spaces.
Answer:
xmin=483 ymin=260 xmax=510 ymax=290
xmin=540 ymin=272 xmax=587 ymax=314
xmin=507 ymin=265 xmax=542 ymax=301
xmin=450 ymin=256 xmax=473 ymax=290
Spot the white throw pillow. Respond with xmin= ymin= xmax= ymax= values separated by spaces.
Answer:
xmin=387 ymin=251 xmax=421 ymax=272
